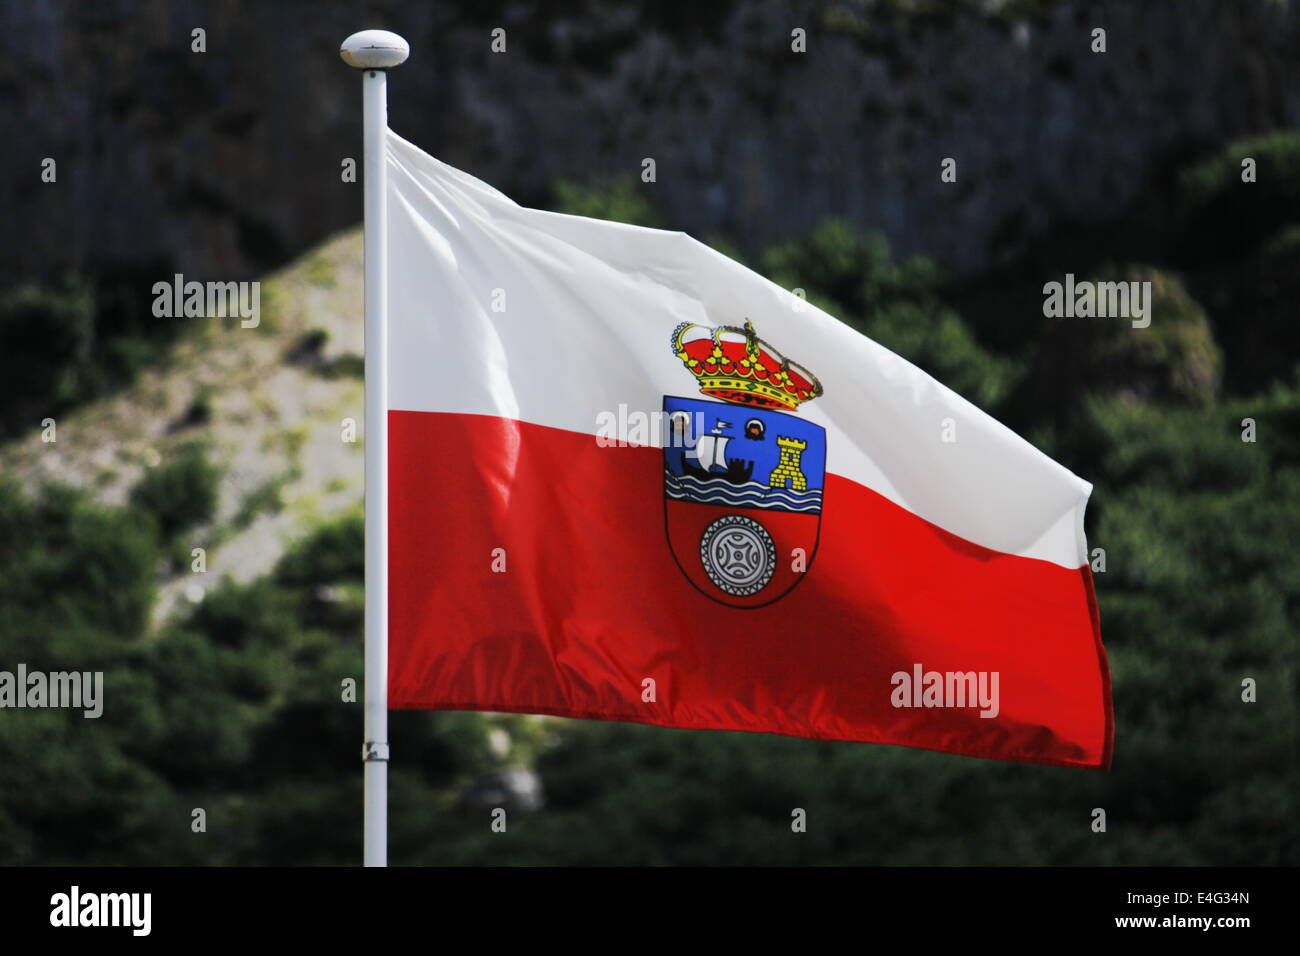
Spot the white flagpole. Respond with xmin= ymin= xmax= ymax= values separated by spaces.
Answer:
xmin=340 ymin=29 xmax=409 ymax=868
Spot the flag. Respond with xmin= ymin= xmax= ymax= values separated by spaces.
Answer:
xmin=384 ymin=130 xmax=1113 ymax=769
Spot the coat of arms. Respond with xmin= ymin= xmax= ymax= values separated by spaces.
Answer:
xmin=664 ymin=320 xmax=825 ymax=608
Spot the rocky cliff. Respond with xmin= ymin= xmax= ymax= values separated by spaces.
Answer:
xmin=2 ymin=0 xmax=1298 ymax=285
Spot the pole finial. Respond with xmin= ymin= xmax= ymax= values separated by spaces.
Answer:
xmin=340 ymin=30 xmax=410 ymax=70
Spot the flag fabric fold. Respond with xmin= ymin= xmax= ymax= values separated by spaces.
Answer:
xmin=384 ymin=129 xmax=1113 ymax=769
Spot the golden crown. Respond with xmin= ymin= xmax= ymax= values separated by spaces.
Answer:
xmin=671 ymin=320 xmax=823 ymax=412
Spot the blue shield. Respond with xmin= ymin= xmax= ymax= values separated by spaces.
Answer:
xmin=662 ymin=395 xmax=826 ymax=607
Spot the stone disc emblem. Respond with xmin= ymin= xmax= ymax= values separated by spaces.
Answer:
xmin=699 ymin=515 xmax=777 ymax=596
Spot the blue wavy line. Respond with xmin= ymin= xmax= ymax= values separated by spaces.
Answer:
xmin=665 ymin=473 xmax=822 ymax=508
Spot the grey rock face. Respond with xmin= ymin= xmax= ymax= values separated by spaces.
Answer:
xmin=2 ymin=0 xmax=1297 ymax=283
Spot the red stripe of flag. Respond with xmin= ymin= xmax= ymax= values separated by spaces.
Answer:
xmin=389 ymin=409 xmax=1113 ymax=769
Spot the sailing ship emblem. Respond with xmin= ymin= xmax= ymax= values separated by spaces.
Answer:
xmin=663 ymin=320 xmax=825 ymax=608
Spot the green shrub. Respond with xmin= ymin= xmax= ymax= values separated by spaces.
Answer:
xmin=551 ymin=176 xmax=662 ymax=227
xmin=129 ymin=442 xmax=220 ymax=540
xmin=1176 ymin=131 xmax=1300 ymax=262
xmin=275 ymin=512 xmax=365 ymax=589
xmin=0 ymin=275 xmax=95 ymax=433
xmin=0 ymin=479 xmax=158 ymax=660
xmin=0 ymin=267 xmax=183 ymax=441
xmin=763 ymin=220 xmax=1018 ymax=409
